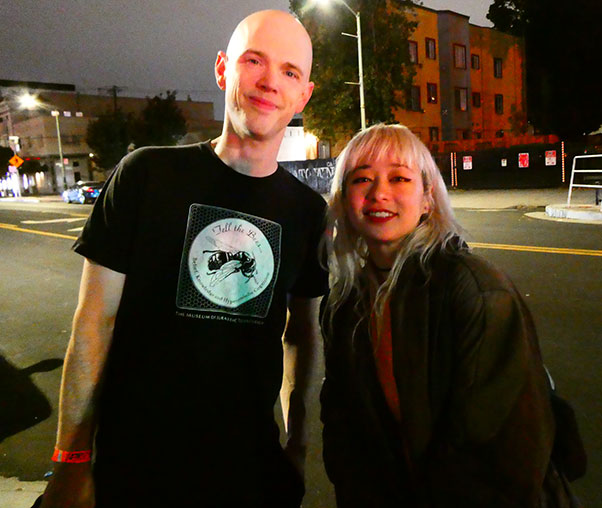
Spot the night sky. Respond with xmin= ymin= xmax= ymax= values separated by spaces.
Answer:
xmin=0 ymin=0 xmax=492 ymax=119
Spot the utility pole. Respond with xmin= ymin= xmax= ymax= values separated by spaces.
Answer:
xmin=98 ymin=85 xmax=125 ymax=114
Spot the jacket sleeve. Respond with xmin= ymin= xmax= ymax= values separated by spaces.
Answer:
xmin=320 ymin=319 xmax=369 ymax=508
xmin=425 ymin=260 xmax=555 ymax=507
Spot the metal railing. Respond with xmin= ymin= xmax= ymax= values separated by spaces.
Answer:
xmin=567 ymin=154 xmax=602 ymax=205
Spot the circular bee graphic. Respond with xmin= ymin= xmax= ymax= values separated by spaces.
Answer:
xmin=188 ymin=218 xmax=274 ymax=308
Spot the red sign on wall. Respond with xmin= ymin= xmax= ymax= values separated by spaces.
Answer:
xmin=545 ymin=150 xmax=557 ymax=166
xmin=518 ymin=153 xmax=529 ymax=168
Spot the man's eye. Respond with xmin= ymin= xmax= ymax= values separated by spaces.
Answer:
xmin=248 ymin=58 xmax=260 ymax=65
xmin=285 ymin=70 xmax=299 ymax=79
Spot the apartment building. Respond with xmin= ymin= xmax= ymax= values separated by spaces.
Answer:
xmin=396 ymin=6 xmax=527 ymax=147
xmin=0 ymin=81 xmax=221 ymax=193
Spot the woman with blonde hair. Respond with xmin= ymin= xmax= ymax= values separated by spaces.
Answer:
xmin=320 ymin=124 xmax=573 ymax=507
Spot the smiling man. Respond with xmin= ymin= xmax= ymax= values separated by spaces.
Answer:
xmin=38 ymin=10 xmax=326 ymax=508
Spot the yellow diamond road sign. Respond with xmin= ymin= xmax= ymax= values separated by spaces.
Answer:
xmin=9 ymin=155 xmax=24 ymax=168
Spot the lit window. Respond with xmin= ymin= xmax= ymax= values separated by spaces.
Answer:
xmin=455 ymin=88 xmax=468 ymax=111
xmin=453 ymin=44 xmax=466 ymax=69
xmin=426 ymin=38 xmax=436 ymax=60
xmin=409 ymin=41 xmax=418 ymax=63
xmin=429 ymin=127 xmax=439 ymax=141
xmin=427 ymin=83 xmax=438 ymax=104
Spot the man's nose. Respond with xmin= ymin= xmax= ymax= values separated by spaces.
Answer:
xmin=257 ymin=65 xmax=278 ymax=93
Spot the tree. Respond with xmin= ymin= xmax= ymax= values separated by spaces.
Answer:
xmin=290 ymin=0 xmax=418 ymax=141
xmin=487 ymin=0 xmax=602 ymax=140
xmin=86 ymin=110 xmax=134 ymax=171
xmin=85 ymin=91 xmax=187 ymax=171
xmin=0 ymin=146 xmax=14 ymax=169
xmin=131 ymin=90 xmax=187 ymax=148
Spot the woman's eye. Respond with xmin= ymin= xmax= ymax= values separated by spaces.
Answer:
xmin=391 ymin=176 xmax=410 ymax=183
xmin=350 ymin=176 xmax=370 ymax=184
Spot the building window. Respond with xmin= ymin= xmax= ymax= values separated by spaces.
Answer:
xmin=429 ymin=127 xmax=439 ymax=142
xmin=453 ymin=44 xmax=466 ymax=69
xmin=472 ymin=92 xmax=481 ymax=108
xmin=495 ymin=94 xmax=504 ymax=114
xmin=495 ymin=129 xmax=505 ymax=138
xmin=494 ymin=57 xmax=503 ymax=78
xmin=474 ymin=131 xmax=482 ymax=139
xmin=455 ymin=87 xmax=468 ymax=111
xmin=427 ymin=83 xmax=438 ymax=104
xmin=409 ymin=40 xmax=418 ymax=63
xmin=410 ymin=86 xmax=421 ymax=111
xmin=425 ymin=38 xmax=436 ymax=59
xmin=471 ymin=54 xmax=480 ymax=70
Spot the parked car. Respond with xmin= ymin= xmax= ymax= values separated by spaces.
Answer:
xmin=62 ymin=181 xmax=104 ymax=204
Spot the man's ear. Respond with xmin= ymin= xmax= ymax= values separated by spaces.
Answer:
xmin=215 ymin=51 xmax=227 ymax=91
xmin=295 ymin=81 xmax=314 ymax=114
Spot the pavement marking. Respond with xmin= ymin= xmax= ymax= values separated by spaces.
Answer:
xmin=469 ymin=242 xmax=602 ymax=257
xmin=2 ymin=222 xmax=600 ymax=257
xmin=0 ymin=222 xmax=77 ymax=241
xmin=22 ymin=218 xmax=87 ymax=224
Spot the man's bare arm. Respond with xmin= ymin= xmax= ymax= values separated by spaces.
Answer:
xmin=40 ymin=259 xmax=125 ymax=508
xmin=280 ymin=295 xmax=321 ymax=476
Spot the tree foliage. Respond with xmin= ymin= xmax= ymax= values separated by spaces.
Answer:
xmin=86 ymin=109 xmax=134 ymax=171
xmin=290 ymin=0 xmax=418 ymax=141
xmin=487 ymin=0 xmax=602 ymax=140
xmin=131 ymin=90 xmax=187 ymax=147
xmin=0 ymin=146 xmax=14 ymax=169
xmin=85 ymin=91 xmax=187 ymax=170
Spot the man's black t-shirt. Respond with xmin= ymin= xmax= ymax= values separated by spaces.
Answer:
xmin=73 ymin=143 xmax=327 ymax=506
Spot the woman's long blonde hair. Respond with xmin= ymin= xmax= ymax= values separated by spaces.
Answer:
xmin=323 ymin=123 xmax=465 ymax=330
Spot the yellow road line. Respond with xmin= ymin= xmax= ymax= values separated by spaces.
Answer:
xmin=1 ymin=222 xmax=600 ymax=256
xmin=469 ymin=242 xmax=602 ymax=257
xmin=0 ymin=222 xmax=77 ymax=241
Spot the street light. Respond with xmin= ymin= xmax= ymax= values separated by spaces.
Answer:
xmin=17 ymin=94 xmax=68 ymax=191
xmin=51 ymin=110 xmax=67 ymax=190
xmin=315 ymin=0 xmax=366 ymax=130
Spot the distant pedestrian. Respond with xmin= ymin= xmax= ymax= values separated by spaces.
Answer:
xmin=320 ymin=123 xmax=578 ymax=507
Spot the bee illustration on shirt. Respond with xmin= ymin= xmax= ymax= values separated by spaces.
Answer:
xmin=203 ymin=237 xmax=257 ymax=287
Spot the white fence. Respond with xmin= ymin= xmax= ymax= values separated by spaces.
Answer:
xmin=567 ymin=154 xmax=602 ymax=205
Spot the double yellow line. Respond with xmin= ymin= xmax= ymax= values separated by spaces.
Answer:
xmin=1 ymin=222 xmax=601 ymax=257
xmin=468 ymin=242 xmax=602 ymax=257
xmin=0 ymin=222 xmax=77 ymax=241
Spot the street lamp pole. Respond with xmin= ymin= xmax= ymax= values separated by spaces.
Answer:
xmin=338 ymin=0 xmax=366 ymax=130
xmin=51 ymin=110 xmax=67 ymax=190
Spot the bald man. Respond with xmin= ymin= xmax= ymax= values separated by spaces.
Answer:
xmin=38 ymin=10 xmax=325 ymax=508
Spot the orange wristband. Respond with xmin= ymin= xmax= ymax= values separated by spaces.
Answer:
xmin=52 ymin=448 xmax=92 ymax=463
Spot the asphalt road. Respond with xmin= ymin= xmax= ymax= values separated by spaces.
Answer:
xmin=0 ymin=200 xmax=600 ymax=507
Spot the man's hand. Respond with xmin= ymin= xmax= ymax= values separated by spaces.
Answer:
xmin=39 ymin=462 xmax=95 ymax=508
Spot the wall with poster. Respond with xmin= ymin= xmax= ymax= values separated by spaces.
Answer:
xmin=280 ymin=158 xmax=335 ymax=195
xmin=439 ymin=142 xmax=566 ymax=189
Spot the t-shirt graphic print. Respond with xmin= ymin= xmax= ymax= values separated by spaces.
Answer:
xmin=176 ymin=204 xmax=281 ymax=318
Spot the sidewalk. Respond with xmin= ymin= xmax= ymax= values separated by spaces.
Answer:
xmin=447 ymin=186 xmax=593 ymax=209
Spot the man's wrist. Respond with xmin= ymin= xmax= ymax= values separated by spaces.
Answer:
xmin=52 ymin=448 xmax=92 ymax=463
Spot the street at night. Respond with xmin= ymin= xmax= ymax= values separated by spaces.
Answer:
xmin=1 ymin=196 xmax=600 ymax=507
